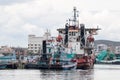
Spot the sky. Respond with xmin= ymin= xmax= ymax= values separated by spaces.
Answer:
xmin=0 ymin=0 xmax=120 ymax=47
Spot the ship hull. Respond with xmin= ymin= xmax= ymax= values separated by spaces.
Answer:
xmin=95 ymin=59 xmax=120 ymax=65
xmin=25 ymin=62 xmax=77 ymax=70
xmin=73 ymin=54 xmax=95 ymax=69
xmin=0 ymin=63 xmax=17 ymax=69
xmin=0 ymin=64 xmax=7 ymax=69
xmin=77 ymin=62 xmax=94 ymax=69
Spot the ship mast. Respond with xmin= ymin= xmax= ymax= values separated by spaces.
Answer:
xmin=73 ymin=7 xmax=79 ymax=27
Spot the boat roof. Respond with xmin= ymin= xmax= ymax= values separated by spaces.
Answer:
xmin=57 ymin=27 xmax=100 ymax=31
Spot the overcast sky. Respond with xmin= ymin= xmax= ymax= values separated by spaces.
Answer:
xmin=0 ymin=0 xmax=120 ymax=47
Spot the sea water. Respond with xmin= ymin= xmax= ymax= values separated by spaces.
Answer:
xmin=0 ymin=64 xmax=120 ymax=80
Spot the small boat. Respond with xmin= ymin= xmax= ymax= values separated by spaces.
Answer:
xmin=0 ymin=63 xmax=7 ymax=69
xmin=0 ymin=51 xmax=18 ymax=69
xmin=95 ymin=49 xmax=120 ymax=64
xmin=62 ymin=61 xmax=77 ymax=70
xmin=38 ymin=55 xmax=77 ymax=70
xmin=25 ymin=58 xmax=77 ymax=70
xmin=25 ymin=40 xmax=77 ymax=70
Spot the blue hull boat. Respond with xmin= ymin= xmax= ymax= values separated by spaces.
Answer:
xmin=0 ymin=64 xmax=7 ymax=69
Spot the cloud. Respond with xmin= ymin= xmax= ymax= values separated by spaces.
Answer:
xmin=0 ymin=0 xmax=120 ymax=47
xmin=0 ymin=0 xmax=33 ymax=5
xmin=79 ymin=10 xmax=120 ymax=41
xmin=22 ymin=23 xmax=44 ymax=35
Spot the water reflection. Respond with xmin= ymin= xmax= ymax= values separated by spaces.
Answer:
xmin=40 ymin=69 xmax=94 ymax=80
xmin=78 ymin=70 xmax=94 ymax=80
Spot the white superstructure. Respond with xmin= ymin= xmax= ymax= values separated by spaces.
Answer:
xmin=57 ymin=7 xmax=99 ymax=55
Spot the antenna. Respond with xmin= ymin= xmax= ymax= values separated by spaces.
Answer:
xmin=73 ymin=7 xmax=79 ymax=27
xmin=73 ymin=7 xmax=77 ymax=23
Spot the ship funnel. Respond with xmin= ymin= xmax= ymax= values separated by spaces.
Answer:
xmin=64 ymin=23 xmax=69 ymax=46
xmin=42 ymin=40 xmax=46 ymax=54
xmin=80 ymin=24 xmax=85 ymax=48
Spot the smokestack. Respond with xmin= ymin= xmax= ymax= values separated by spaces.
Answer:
xmin=80 ymin=24 xmax=85 ymax=48
xmin=42 ymin=40 xmax=46 ymax=54
xmin=64 ymin=23 xmax=69 ymax=46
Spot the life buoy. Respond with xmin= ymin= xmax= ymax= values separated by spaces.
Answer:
xmin=56 ymin=35 xmax=63 ymax=42
xmin=87 ymin=35 xmax=94 ymax=42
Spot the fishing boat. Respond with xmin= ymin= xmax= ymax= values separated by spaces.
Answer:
xmin=56 ymin=7 xmax=100 ymax=69
xmin=0 ymin=63 xmax=7 ymax=69
xmin=0 ymin=51 xmax=18 ymax=69
xmin=95 ymin=49 xmax=120 ymax=64
xmin=25 ymin=40 xmax=77 ymax=70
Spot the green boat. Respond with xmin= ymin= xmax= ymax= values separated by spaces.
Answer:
xmin=95 ymin=49 xmax=120 ymax=64
xmin=25 ymin=40 xmax=77 ymax=70
xmin=0 ymin=51 xmax=18 ymax=69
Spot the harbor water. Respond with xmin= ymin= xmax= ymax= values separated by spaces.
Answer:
xmin=0 ymin=64 xmax=120 ymax=80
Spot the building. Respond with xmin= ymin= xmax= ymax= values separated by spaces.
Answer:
xmin=0 ymin=46 xmax=28 ymax=55
xmin=28 ymin=31 xmax=55 ymax=54
xmin=115 ymin=46 xmax=120 ymax=54
xmin=12 ymin=47 xmax=28 ymax=55
xmin=96 ymin=44 xmax=108 ymax=53
xmin=0 ymin=46 xmax=13 ymax=54
xmin=28 ymin=35 xmax=43 ymax=54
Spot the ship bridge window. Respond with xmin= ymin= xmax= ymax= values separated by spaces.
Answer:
xmin=69 ymin=32 xmax=71 ymax=36
xmin=74 ymin=32 xmax=76 ymax=36
xmin=72 ymin=32 xmax=73 ymax=36
xmin=59 ymin=31 xmax=62 ymax=33
xmin=72 ymin=32 xmax=75 ymax=36
xmin=69 ymin=32 xmax=76 ymax=36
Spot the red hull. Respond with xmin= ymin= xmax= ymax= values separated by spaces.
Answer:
xmin=72 ymin=55 xmax=95 ymax=69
